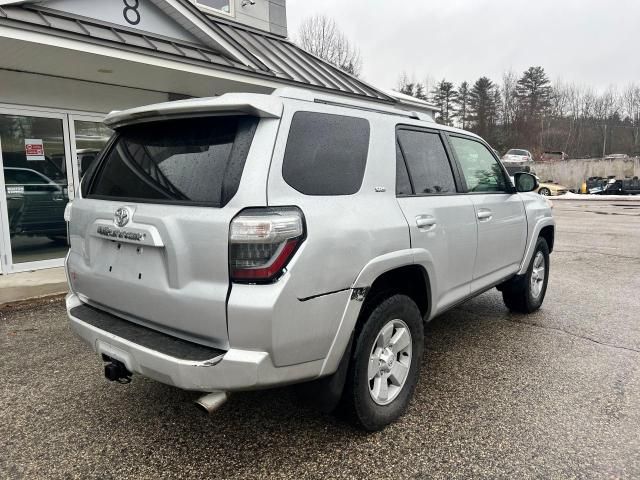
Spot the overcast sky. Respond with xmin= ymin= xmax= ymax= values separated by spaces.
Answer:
xmin=287 ymin=0 xmax=639 ymax=92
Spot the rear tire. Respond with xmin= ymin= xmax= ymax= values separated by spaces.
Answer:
xmin=539 ymin=187 xmax=551 ymax=196
xmin=501 ymin=237 xmax=550 ymax=313
xmin=342 ymin=294 xmax=424 ymax=431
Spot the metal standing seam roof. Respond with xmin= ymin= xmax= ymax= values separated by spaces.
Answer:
xmin=0 ymin=3 xmax=394 ymax=103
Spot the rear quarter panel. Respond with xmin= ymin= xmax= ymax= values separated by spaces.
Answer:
xmin=256 ymin=102 xmax=411 ymax=367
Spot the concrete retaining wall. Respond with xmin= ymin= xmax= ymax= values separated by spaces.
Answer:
xmin=531 ymin=158 xmax=640 ymax=190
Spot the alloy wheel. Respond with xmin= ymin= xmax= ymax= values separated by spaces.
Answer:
xmin=368 ymin=319 xmax=412 ymax=406
xmin=530 ymin=251 xmax=546 ymax=298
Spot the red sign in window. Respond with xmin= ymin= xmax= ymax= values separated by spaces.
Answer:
xmin=24 ymin=139 xmax=45 ymax=160
xmin=25 ymin=143 xmax=44 ymax=156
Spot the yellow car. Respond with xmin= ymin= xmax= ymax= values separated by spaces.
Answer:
xmin=536 ymin=182 xmax=569 ymax=196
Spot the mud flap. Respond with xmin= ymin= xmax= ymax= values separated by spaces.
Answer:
xmin=295 ymin=333 xmax=354 ymax=414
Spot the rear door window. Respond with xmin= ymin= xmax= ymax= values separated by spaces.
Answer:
xmin=88 ymin=116 xmax=258 ymax=206
xmin=282 ymin=112 xmax=370 ymax=196
xmin=396 ymin=129 xmax=456 ymax=195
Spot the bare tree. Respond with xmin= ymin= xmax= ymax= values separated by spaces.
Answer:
xmin=622 ymin=83 xmax=640 ymax=149
xmin=422 ymin=75 xmax=436 ymax=98
xmin=296 ymin=15 xmax=362 ymax=76
xmin=500 ymin=70 xmax=518 ymax=127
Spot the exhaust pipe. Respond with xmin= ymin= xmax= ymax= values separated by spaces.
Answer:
xmin=195 ymin=391 xmax=228 ymax=414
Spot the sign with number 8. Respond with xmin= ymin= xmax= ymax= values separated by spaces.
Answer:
xmin=123 ymin=0 xmax=141 ymax=25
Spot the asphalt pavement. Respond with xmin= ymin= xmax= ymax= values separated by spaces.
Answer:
xmin=1 ymin=199 xmax=639 ymax=479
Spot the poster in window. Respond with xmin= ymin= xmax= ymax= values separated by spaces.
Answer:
xmin=25 ymin=139 xmax=45 ymax=161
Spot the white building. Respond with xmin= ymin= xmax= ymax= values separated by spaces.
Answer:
xmin=0 ymin=0 xmax=434 ymax=274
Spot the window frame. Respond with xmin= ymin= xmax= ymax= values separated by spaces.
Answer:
xmin=444 ymin=132 xmax=515 ymax=195
xmin=395 ymin=124 xmax=465 ymax=198
xmin=191 ymin=0 xmax=235 ymax=18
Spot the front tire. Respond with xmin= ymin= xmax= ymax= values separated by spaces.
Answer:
xmin=501 ymin=237 xmax=550 ymax=313
xmin=342 ymin=294 xmax=424 ymax=431
xmin=539 ymin=187 xmax=551 ymax=196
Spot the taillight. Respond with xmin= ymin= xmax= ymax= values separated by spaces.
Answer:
xmin=229 ymin=207 xmax=305 ymax=283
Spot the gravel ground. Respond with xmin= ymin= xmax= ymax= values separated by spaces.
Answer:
xmin=1 ymin=199 xmax=639 ymax=479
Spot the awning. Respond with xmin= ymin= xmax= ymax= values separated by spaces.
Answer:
xmin=0 ymin=0 xmax=394 ymax=103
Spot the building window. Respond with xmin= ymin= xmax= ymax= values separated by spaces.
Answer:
xmin=192 ymin=0 xmax=232 ymax=15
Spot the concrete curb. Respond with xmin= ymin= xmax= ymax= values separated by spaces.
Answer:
xmin=0 ymin=293 xmax=67 ymax=312
xmin=0 ymin=267 xmax=68 ymax=309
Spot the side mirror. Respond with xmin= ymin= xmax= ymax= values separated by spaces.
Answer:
xmin=514 ymin=172 xmax=539 ymax=193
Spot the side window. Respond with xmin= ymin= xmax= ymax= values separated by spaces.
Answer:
xmin=396 ymin=129 xmax=456 ymax=195
xmin=395 ymin=142 xmax=412 ymax=196
xmin=450 ymin=136 xmax=508 ymax=192
xmin=282 ymin=112 xmax=370 ymax=196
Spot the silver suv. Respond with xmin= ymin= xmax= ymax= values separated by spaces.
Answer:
xmin=65 ymin=89 xmax=554 ymax=431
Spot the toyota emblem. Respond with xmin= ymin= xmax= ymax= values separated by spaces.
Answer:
xmin=114 ymin=207 xmax=132 ymax=228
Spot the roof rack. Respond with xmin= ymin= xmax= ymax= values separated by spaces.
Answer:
xmin=272 ymin=88 xmax=434 ymax=122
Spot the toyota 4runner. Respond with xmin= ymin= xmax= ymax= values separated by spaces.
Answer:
xmin=65 ymin=89 xmax=554 ymax=431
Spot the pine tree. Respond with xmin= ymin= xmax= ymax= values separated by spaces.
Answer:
xmin=491 ymin=86 xmax=503 ymax=128
xmin=397 ymin=73 xmax=416 ymax=97
xmin=397 ymin=73 xmax=429 ymax=101
xmin=455 ymin=81 xmax=470 ymax=129
xmin=414 ymin=83 xmax=428 ymax=101
xmin=399 ymin=82 xmax=416 ymax=97
xmin=431 ymin=80 xmax=458 ymax=125
xmin=516 ymin=66 xmax=552 ymax=120
xmin=468 ymin=77 xmax=497 ymax=138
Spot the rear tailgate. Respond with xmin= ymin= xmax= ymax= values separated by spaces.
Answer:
xmin=67 ymin=112 xmax=278 ymax=349
xmin=69 ymin=199 xmax=235 ymax=348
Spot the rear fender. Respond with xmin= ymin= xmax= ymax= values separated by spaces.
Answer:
xmin=319 ymin=248 xmax=435 ymax=376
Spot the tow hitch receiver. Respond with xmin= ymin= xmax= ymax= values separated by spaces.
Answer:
xmin=102 ymin=355 xmax=132 ymax=384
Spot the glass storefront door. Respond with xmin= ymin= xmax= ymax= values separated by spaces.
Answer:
xmin=0 ymin=111 xmax=71 ymax=270
xmin=0 ymin=109 xmax=112 ymax=273
xmin=69 ymin=116 xmax=113 ymax=185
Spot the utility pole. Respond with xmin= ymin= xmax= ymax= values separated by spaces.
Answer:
xmin=602 ymin=124 xmax=607 ymax=158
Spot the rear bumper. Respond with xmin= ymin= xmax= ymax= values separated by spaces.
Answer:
xmin=66 ymin=293 xmax=324 ymax=392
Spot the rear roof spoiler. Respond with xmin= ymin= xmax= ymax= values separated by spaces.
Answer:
xmin=104 ymin=93 xmax=283 ymax=129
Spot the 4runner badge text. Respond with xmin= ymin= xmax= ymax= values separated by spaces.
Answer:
xmin=97 ymin=225 xmax=146 ymax=242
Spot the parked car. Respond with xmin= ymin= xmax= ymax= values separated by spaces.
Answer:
xmin=603 ymin=177 xmax=640 ymax=195
xmin=4 ymin=167 xmax=68 ymax=240
xmin=76 ymin=149 xmax=102 ymax=177
xmin=502 ymin=149 xmax=533 ymax=163
xmin=2 ymin=151 xmax=67 ymax=185
xmin=540 ymin=151 xmax=569 ymax=161
xmin=65 ymin=90 xmax=555 ymax=431
xmin=585 ymin=176 xmax=609 ymax=194
xmin=502 ymin=165 xmax=568 ymax=196
xmin=503 ymin=165 xmax=531 ymax=176
xmin=536 ymin=181 xmax=569 ymax=196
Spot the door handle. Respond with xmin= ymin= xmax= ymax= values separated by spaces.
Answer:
xmin=416 ymin=215 xmax=437 ymax=230
xmin=477 ymin=209 xmax=493 ymax=221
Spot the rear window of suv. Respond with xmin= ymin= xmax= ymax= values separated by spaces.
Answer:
xmin=282 ymin=112 xmax=370 ymax=196
xmin=87 ymin=116 xmax=258 ymax=207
